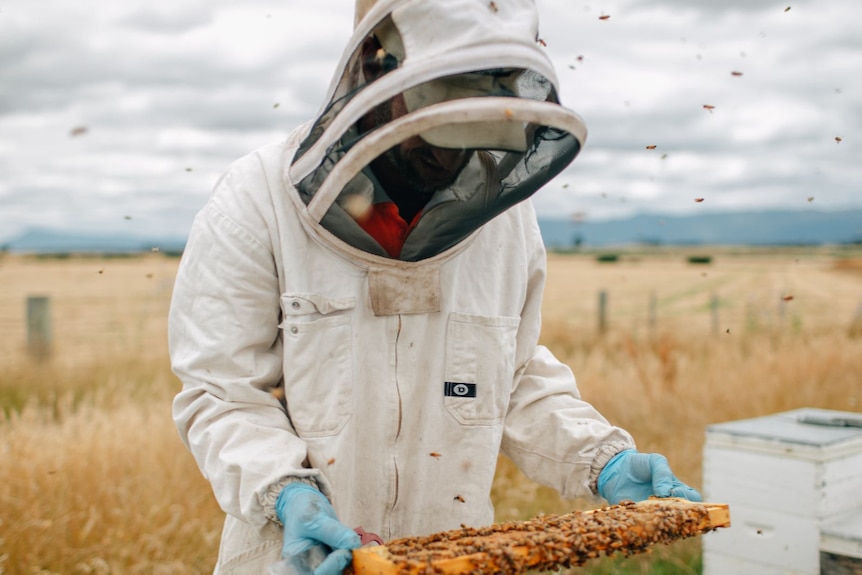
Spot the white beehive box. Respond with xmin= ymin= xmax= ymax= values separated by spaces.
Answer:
xmin=820 ymin=513 xmax=862 ymax=572
xmin=702 ymin=407 xmax=862 ymax=575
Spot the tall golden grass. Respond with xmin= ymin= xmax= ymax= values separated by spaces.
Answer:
xmin=1 ymin=249 xmax=861 ymax=574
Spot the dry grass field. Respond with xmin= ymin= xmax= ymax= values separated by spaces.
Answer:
xmin=1 ymin=248 xmax=861 ymax=574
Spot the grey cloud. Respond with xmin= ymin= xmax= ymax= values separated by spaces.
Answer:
xmin=119 ymin=5 xmax=215 ymax=34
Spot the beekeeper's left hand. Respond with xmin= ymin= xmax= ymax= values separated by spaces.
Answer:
xmin=597 ymin=449 xmax=702 ymax=505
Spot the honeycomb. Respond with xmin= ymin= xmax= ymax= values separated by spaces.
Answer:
xmin=352 ymin=498 xmax=730 ymax=575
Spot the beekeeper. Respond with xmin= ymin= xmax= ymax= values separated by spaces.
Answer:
xmin=169 ymin=1 xmax=701 ymax=574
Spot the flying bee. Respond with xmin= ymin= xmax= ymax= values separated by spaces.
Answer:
xmin=784 ymin=6 xmax=791 ymax=11
xmin=835 ymin=136 xmax=843 ymax=143
xmin=783 ymin=295 xmax=794 ymax=301
xmin=695 ymin=198 xmax=705 ymax=203
xmin=731 ymin=70 xmax=743 ymax=76
xmin=327 ymin=458 xmax=336 ymax=465
xmin=489 ymin=1 xmax=498 ymax=12
xmin=598 ymin=14 xmax=610 ymax=20
xmin=703 ymin=104 xmax=715 ymax=112
xmin=430 ymin=452 xmax=441 ymax=458
xmin=645 ymin=145 xmax=657 ymax=150
xmin=537 ymin=38 xmax=547 ymax=47
xmin=454 ymin=495 xmax=465 ymax=503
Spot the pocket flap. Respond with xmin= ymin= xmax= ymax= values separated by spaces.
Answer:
xmin=281 ymin=293 xmax=356 ymax=316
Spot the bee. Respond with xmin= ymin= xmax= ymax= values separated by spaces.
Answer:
xmin=273 ymin=102 xmax=280 ymax=109
xmin=695 ymin=198 xmax=705 ymax=203
xmin=808 ymin=196 xmax=815 ymax=202
xmin=430 ymin=452 xmax=441 ymax=458
xmin=327 ymin=458 xmax=336 ymax=465
xmin=454 ymin=495 xmax=465 ymax=503
xmin=645 ymin=145 xmax=657 ymax=150
xmin=186 ymin=167 xmax=193 ymax=172
xmin=703 ymin=104 xmax=715 ymax=112
xmin=537 ymin=38 xmax=547 ymax=47
xmin=489 ymin=1 xmax=498 ymax=12
xmin=661 ymin=153 xmax=668 ymax=160
xmin=784 ymin=6 xmax=791 ymax=11
xmin=577 ymin=55 xmax=584 ymax=62
xmin=69 ymin=126 xmax=88 ymax=137
xmin=98 ymin=269 xmax=104 ymax=275
xmin=731 ymin=70 xmax=744 ymax=77
xmin=598 ymin=14 xmax=610 ymax=20
xmin=783 ymin=295 xmax=794 ymax=301
xmin=835 ymin=136 xmax=843 ymax=143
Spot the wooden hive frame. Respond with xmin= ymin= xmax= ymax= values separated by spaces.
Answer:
xmin=352 ymin=498 xmax=730 ymax=575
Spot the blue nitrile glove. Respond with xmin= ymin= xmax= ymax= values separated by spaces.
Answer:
xmin=597 ymin=449 xmax=702 ymax=505
xmin=274 ymin=483 xmax=361 ymax=575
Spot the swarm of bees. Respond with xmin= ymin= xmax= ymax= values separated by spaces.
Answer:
xmin=367 ymin=499 xmax=728 ymax=575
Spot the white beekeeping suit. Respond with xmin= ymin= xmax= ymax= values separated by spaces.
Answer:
xmin=169 ymin=1 xmax=635 ymax=573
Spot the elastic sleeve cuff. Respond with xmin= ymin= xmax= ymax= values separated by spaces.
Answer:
xmin=261 ymin=476 xmax=320 ymax=526
xmin=588 ymin=443 xmax=634 ymax=495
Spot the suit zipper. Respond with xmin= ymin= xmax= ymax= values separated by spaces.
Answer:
xmin=392 ymin=315 xmax=403 ymax=513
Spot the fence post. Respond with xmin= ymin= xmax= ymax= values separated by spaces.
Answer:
xmin=27 ymin=295 xmax=52 ymax=359
xmin=850 ymin=295 xmax=862 ymax=339
xmin=598 ymin=290 xmax=608 ymax=335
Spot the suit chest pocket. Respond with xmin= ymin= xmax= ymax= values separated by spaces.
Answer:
xmin=443 ymin=312 xmax=521 ymax=425
xmin=279 ymin=293 xmax=355 ymax=437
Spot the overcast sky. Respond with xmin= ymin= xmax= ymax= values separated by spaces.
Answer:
xmin=0 ymin=0 xmax=859 ymax=241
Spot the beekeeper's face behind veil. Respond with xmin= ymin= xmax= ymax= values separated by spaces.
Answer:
xmin=287 ymin=0 xmax=587 ymax=262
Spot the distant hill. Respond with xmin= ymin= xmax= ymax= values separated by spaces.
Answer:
xmin=2 ymin=209 xmax=860 ymax=254
xmin=538 ymin=209 xmax=862 ymax=248
xmin=1 ymin=227 xmax=187 ymax=254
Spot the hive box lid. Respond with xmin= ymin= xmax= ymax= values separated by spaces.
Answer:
xmin=706 ymin=408 xmax=862 ymax=460
xmin=821 ymin=513 xmax=862 ymax=559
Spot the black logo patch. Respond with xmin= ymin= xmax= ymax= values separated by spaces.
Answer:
xmin=444 ymin=382 xmax=477 ymax=398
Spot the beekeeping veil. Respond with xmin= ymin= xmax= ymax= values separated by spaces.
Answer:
xmin=287 ymin=0 xmax=586 ymax=265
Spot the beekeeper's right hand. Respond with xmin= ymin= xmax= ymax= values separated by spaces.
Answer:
xmin=275 ymin=482 xmax=361 ymax=575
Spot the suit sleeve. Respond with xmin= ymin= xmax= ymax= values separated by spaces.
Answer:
xmin=501 ymin=203 xmax=636 ymax=499
xmin=169 ymin=153 xmax=324 ymax=534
